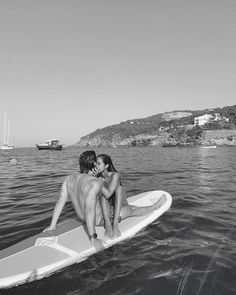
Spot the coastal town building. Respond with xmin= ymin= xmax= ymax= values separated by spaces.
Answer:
xmin=194 ymin=114 xmax=214 ymax=126
xmin=194 ymin=113 xmax=228 ymax=126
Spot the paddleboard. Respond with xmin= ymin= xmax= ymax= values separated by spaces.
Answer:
xmin=0 ymin=190 xmax=172 ymax=289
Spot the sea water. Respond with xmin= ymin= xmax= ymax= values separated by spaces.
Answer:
xmin=0 ymin=146 xmax=235 ymax=295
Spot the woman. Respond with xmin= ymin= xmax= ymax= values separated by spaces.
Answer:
xmin=96 ymin=154 xmax=166 ymax=238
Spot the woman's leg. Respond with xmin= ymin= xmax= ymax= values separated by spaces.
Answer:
xmin=112 ymin=186 xmax=124 ymax=237
xmin=120 ymin=194 xmax=167 ymax=220
xmin=100 ymin=196 xmax=113 ymax=238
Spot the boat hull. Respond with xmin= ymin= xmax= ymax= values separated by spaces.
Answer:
xmin=36 ymin=145 xmax=62 ymax=151
xmin=199 ymin=145 xmax=217 ymax=149
xmin=0 ymin=145 xmax=14 ymax=150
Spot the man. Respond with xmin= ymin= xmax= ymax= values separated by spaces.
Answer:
xmin=45 ymin=150 xmax=105 ymax=251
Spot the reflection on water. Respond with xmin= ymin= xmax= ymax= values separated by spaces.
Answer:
xmin=0 ymin=146 xmax=236 ymax=295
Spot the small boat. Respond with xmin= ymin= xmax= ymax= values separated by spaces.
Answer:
xmin=199 ymin=145 xmax=217 ymax=149
xmin=36 ymin=139 xmax=62 ymax=150
xmin=0 ymin=112 xmax=14 ymax=150
xmin=0 ymin=145 xmax=14 ymax=150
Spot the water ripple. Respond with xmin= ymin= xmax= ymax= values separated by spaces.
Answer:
xmin=0 ymin=146 xmax=235 ymax=294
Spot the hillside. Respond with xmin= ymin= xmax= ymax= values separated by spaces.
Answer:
xmin=76 ymin=105 xmax=236 ymax=147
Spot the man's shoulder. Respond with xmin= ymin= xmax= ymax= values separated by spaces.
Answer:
xmin=64 ymin=173 xmax=81 ymax=184
xmin=76 ymin=173 xmax=102 ymax=187
xmin=90 ymin=177 xmax=102 ymax=187
xmin=85 ymin=177 xmax=102 ymax=193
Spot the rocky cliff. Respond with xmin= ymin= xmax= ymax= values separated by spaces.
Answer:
xmin=75 ymin=105 xmax=236 ymax=147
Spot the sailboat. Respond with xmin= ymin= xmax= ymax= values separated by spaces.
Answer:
xmin=0 ymin=112 xmax=14 ymax=150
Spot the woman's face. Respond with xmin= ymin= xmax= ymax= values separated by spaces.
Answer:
xmin=96 ymin=157 xmax=107 ymax=173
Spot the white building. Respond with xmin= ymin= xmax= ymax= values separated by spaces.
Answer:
xmin=194 ymin=114 xmax=214 ymax=126
xmin=214 ymin=113 xmax=221 ymax=121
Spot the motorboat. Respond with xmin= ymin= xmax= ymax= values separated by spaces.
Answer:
xmin=36 ymin=139 xmax=62 ymax=150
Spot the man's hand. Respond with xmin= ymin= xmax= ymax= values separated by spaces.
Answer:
xmin=43 ymin=225 xmax=56 ymax=232
xmin=91 ymin=166 xmax=99 ymax=177
xmin=91 ymin=238 xmax=104 ymax=251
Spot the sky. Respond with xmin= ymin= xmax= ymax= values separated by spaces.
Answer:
xmin=0 ymin=0 xmax=236 ymax=147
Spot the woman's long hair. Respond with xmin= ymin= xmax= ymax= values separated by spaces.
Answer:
xmin=97 ymin=154 xmax=117 ymax=172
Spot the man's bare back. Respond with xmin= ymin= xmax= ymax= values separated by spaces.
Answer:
xmin=65 ymin=173 xmax=103 ymax=225
xmin=45 ymin=150 xmax=105 ymax=251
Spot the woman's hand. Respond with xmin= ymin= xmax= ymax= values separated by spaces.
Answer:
xmin=113 ymin=225 xmax=121 ymax=238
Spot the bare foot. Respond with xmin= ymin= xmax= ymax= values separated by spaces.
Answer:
xmin=104 ymin=225 xmax=113 ymax=239
xmin=113 ymin=225 xmax=121 ymax=238
xmin=153 ymin=194 xmax=167 ymax=210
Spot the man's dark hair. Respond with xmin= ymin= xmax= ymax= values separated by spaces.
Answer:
xmin=79 ymin=150 xmax=96 ymax=173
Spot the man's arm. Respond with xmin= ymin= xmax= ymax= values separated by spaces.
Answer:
xmin=84 ymin=180 xmax=101 ymax=236
xmin=45 ymin=180 xmax=68 ymax=231
xmin=84 ymin=180 xmax=104 ymax=251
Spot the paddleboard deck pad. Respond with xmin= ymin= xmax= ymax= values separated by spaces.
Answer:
xmin=0 ymin=190 xmax=172 ymax=289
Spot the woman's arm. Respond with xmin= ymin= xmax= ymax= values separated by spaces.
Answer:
xmin=101 ymin=173 xmax=120 ymax=199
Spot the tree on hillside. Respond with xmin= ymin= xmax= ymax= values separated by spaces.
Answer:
xmin=186 ymin=126 xmax=203 ymax=142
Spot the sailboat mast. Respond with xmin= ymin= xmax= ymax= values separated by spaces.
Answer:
xmin=7 ymin=120 xmax=10 ymax=145
xmin=3 ymin=112 xmax=7 ymax=145
xmin=1 ymin=112 xmax=13 ymax=150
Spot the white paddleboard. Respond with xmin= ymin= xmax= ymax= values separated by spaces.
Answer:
xmin=0 ymin=190 xmax=172 ymax=289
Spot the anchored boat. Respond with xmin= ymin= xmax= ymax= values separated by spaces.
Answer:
xmin=36 ymin=139 xmax=62 ymax=150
